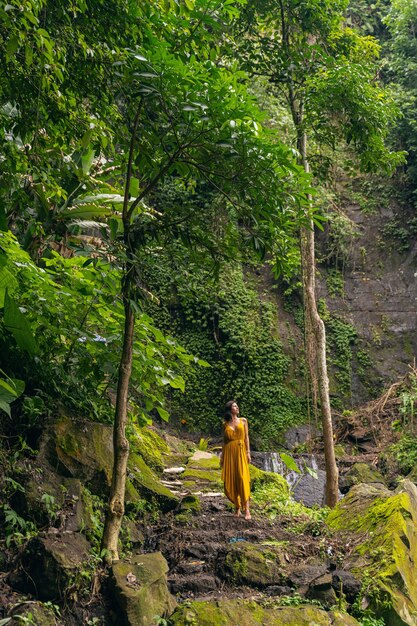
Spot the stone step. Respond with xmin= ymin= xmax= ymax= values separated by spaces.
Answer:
xmin=163 ymin=467 xmax=186 ymax=475
xmin=168 ymin=573 xmax=218 ymax=595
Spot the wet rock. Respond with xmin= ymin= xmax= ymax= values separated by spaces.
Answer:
xmin=288 ymin=564 xmax=328 ymax=595
xmin=216 ymin=542 xmax=288 ymax=588
xmin=284 ymin=425 xmax=318 ymax=450
xmin=111 ymin=551 xmax=176 ymax=626
xmin=169 ymin=598 xmax=362 ymax=625
xmin=11 ymin=531 xmax=90 ymax=600
xmin=265 ymin=585 xmax=292 ymax=596
xmin=292 ymin=469 xmax=327 ymax=507
xmin=306 ymin=572 xmax=337 ymax=608
xmin=41 ymin=416 xmax=178 ymax=509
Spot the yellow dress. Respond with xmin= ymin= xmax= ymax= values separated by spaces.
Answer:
xmin=222 ymin=420 xmax=250 ymax=508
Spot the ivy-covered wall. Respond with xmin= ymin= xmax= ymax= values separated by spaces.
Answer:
xmin=144 ymin=258 xmax=306 ymax=449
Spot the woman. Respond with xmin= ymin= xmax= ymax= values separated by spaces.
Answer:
xmin=220 ymin=400 xmax=251 ymax=520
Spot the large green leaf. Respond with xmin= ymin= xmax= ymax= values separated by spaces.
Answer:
xmin=0 ymin=267 xmax=18 ymax=307
xmin=280 ymin=452 xmax=301 ymax=474
xmin=0 ymin=375 xmax=25 ymax=417
xmin=4 ymin=290 xmax=39 ymax=354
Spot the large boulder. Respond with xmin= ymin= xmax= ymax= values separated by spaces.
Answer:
xmin=328 ymin=480 xmax=417 ymax=625
xmin=216 ymin=542 xmax=289 ymax=588
xmin=169 ymin=598 xmax=361 ymax=625
xmin=9 ymin=602 xmax=58 ymax=625
xmin=41 ymin=416 xmax=178 ymax=509
xmin=11 ymin=530 xmax=90 ymax=601
xmin=111 ymin=551 xmax=176 ymax=626
xmin=339 ymin=462 xmax=386 ymax=494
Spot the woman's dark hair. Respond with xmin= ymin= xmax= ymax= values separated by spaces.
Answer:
xmin=224 ymin=400 xmax=237 ymax=422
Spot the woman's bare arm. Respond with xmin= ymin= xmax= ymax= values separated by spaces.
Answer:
xmin=242 ymin=418 xmax=251 ymax=463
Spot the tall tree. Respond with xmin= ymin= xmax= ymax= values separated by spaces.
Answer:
xmin=236 ymin=0 xmax=404 ymax=506
xmin=99 ymin=1 xmax=312 ymax=559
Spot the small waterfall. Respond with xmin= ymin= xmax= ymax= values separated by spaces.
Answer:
xmin=251 ymin=452 xmax=325 ymax=507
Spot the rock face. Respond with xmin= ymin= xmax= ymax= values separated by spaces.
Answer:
xmin=14 ymin=531 xmax=90 ymax=600
xmin=42 ymin=416 xmax=178 ymax=509
xmin=169 ymin=598 xmax=362 ymax=625
xmin=328 ymin=480 xmax=417 ymax=626
xmin=339 ymin=462 xmax=386 ymax=494
xmin=111 ymin=551 xmax=176 ymax=626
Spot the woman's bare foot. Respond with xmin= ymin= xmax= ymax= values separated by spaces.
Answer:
xmin=235 ymin=508 xmax=241 ymax=517
xmin=245 ymin=511 xmax=251 ymax=520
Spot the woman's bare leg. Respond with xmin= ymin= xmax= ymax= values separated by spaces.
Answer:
xmin=244 ymin=500 xmax=251 ymax=520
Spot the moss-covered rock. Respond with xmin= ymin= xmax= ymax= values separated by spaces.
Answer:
xmin=43 ymin=416 xmax=178 ymax=508
xmin=169 ymin=599 xmax=361 ymax=625
xmin=174 ymin=493 xmax=201 ymax=525
xmin=250 ymin=466 xmax=290 ymax=496
xmin=216 ymin=542 xmax=289 ymax=588
xmin=130 ymin=425 xmax=170 ymax=474
xmin=328 ymin=480 xmax=417 ymax=625
xmin=339 ymin=462 xmax=386 ymax=494
xmin=10 ymin=602 xmax=58 ymax=625
xmin=15 ymin=531 xmax=90 ymax=601
xmin=111 ymin=551 xmax=176 ymax=626
xmin=128 ymin=452 xmax=179 ymax=511
xmin=182 ymin=467 xmax=222 ymax=486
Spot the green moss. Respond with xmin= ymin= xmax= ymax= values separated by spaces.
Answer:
xmin=180 ymin=494 xmax=201 ymax=513
xmin=169 ymin=599 xmax=361 ymax=625
xmin=218 ymin=542 xmax=288 ymax=587
xmin=128 ymin=452 xmax=179 ymax=510
xmin=183 ymin=480 xmax=197 ymax=489
xmin=327 ymin=481 xmax=417 ymax=621
xmin=182 ymin=467 xmax=222 ymax=486
xmin=188 ymin=456 xmax=220 ymax=470
xmin=130 ymin=425 xmax=169 ymax=473
xmin=250 ymin=466 xmax=290 ymax=495
xmin=334 ymin=444 xmax=346 ymax=458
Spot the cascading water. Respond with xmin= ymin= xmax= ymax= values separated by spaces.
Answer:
xmin=251 ymin=452 xmax=325 ymax=507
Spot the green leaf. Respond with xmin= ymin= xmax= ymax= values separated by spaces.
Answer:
xmin=169 ymin=376 xmax=185 ymax=392
xmin=4 ymin=290 xmax=39 ymax=355
xmin=6 ymin=36 xmax=19 ymax=57
xmin=305 ymin=466 xmax=318 ymax=479
xmin=0 ymin=400 xmax=11 ymax=417
xmin=280 ymin=452 xmax=301 ymax=474
xmin=156 ymin=406 xmax=169 ymax=421
xmin=81 ymin=149 xmax=95 ymax=174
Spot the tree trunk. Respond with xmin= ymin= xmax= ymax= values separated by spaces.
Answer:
xmin=101 ymin=107 xmax=141 ymax=561
xmin=298 ymin=131 xmax=339 ymax=508
xmin=101 ymin=284 xmax=135 ymax=561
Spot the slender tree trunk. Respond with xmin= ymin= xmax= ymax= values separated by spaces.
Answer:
xmin=298 ymin=130 xmax=339 ymax=507
xmin=101 ymin=107 xmax=141 ymax=561
xmin=101 ymin=287 xmax=135 ymax=560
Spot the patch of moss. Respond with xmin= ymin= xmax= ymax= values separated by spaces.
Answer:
xmin=128 ymin=452 xmax=179 ymax=510
xmin=169 ymin=598 xmax=361 ymax=625
xmin=250 ymin=467 xmax=290 ymax=496
xmin=217 ymin=542 xmax=288 ymax=587
xmin=180 ymin=494 xmax=201 ymax=513
xmin=188 ymin=456 xmax=221 ymax=470
xmin=182 ymin=467 xmax=222 ymax=486
xmin=183 ymin=480 xmax=197 ymax=490
xmin=130 ymin=425 xmax=170 ymax=474
xmin=327 ymin=481 xmax=417 ymax=622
